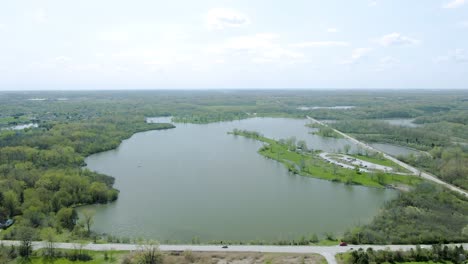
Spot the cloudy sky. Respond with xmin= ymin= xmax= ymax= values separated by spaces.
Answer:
xmin=0 ymin=0 xmax=467 ymax=90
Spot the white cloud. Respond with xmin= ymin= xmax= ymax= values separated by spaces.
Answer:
xmin=340 ymin=48 xmax=372 ymax=64
xmin=26 ymin=56 xmax=72 ymax=71
xmin=33 ymin=8 xmax=47 ymax=23
xmin=111 ymin=49 xmax=193 ymax=67
xmin=98 ymin=31 xmax=130 ymax=43
xmin=369 ymin=1 xmax=378 ymax=6
xmin=435 ymin=49 xmax=468 ymax=63
xmin=222 ymin=33 xmax=279 ymax=50
xmin=205 ymin=8 xmax=250 ymax=30
xmin=207 ymin=33 xmax=303 ymax=64
xmin=375 ymin=33 xmax=419 ymax=47
xmin=380 ymin=56 xmax=400 ymax=65
xmin=290 ymin=41 xmax=349 ymax=48
xmin=375 ymin=56 xmax=400 ymax=71
xmin=443 ymin=0 xmax=466 ymax=8
xmin=54 ymin=56 xmax=72 ymax=64
xmin=327 ymin=28 xmax=339 ymax=33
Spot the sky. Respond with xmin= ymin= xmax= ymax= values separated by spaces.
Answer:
xmin=0 ymin=0 xmax=467 ymax=90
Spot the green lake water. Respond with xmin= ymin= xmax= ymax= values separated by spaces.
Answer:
xmin=83 ymin=118 xmax=397 ymax=242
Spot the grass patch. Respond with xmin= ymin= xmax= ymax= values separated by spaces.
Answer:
xmin=30 ymin=250 xmax=128 ymax=264
xmin=349 ymin=154 xmax=410 ymax=173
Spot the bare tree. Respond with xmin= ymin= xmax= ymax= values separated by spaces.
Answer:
xmin=344 ymin=144 xmax=351 ymax=155
xmin=40 ymin=227 xmax=57 ymax=259
xmin=82 ymin=209 xmax=95 ymax=236
xmin=137 ymin=241 xmax=163 ymax=264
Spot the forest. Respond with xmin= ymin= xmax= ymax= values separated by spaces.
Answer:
xmin=343 ymin=183 xmax=468 ymax=244
xmin=0 ymin=111 xmax=174 ymax=240
xmin=0 ymin=90 xmax=467 ymax=244
xmin=341 ymin=245 xmax=467 ymax=264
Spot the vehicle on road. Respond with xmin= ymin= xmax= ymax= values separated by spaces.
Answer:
xmin=339 ymin=242 xmax=348 ymax=246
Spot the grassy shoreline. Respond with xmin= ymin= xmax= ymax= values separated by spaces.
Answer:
xmin=229 ymin=130 xmax=422 ymax=189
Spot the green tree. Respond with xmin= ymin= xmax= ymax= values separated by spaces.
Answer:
xmin=344 ymin=144 xmax=351 ymax=154
xmin=82 ymin=209 xmax=95 ymax=236
xmin=297 ymin=140 xmax=308 ymax=151
xmin=56 ymin=207 xmax=77 ymax=230
xmin=40 ymin=227 xmax=57 ymax=259
xmin=17 ymin=226 xmax=35 ymax=261
xmin=3 ymin=190 xmax=19 ymax=217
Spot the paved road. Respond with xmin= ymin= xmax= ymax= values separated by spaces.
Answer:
xmin=1 ymin=240 xmax=467 ymax=264
xmin=307 ymin=116 xmax=468 ymax=197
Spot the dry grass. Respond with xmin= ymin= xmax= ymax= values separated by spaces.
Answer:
xmin=163 ymin=251 xmax=325 ymax=264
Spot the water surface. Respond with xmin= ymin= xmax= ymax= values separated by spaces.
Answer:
xmin=370 ymin=143 xmax=421 ymax=157
xmin=1 ymin=123 xmax=38 ymax=130
xmin=84 ymin=118 xmax=397 ymax=242
xmin=381 ymin=118 xmax=420 ymax=128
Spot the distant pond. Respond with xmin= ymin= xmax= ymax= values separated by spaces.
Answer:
xmin=83 ymin=118 xmax=397 ymax=242
xmin=1 ymin=123 xmax=38 ymax=130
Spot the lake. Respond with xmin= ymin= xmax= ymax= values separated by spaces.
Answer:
xmin=381 ymin=118 xmax=420 ymax=128
xmin=83 ymin=118 xmax=397 ymax=242
xmin=370 ymin=143 xmax=421 ymax=157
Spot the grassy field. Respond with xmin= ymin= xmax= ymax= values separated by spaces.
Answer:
xmin=231 ymin=130 xmax=422 ymax=189
xmin=29 ymin=250 xmax=127 ymax=264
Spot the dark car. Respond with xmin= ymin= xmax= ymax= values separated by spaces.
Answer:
xmin=222 ymin=245 xmax=228 ymax=249
xmin=1 ymin=219 xmax=14 ymax=229
xmin=339 ymin=242 xmax=348 ymax=246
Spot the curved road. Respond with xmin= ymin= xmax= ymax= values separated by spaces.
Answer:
xmin=306 ymin=116 xmax=468 ymax=197
xmin=1 ymin=240 xmax=467 ymax=264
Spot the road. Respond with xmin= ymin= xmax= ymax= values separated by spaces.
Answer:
xmin=306 ymin=116 xmax=468 ymax=197
xmin=1 ymin=240 xmax=467 ymax=264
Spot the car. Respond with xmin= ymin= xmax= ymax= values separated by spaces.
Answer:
xmin=1 ymin=219 xmax=14 ymax=230
xmin=339 ymin=242 xmax=348 ymax=246
xmin=222 ymin=245 xmax=228 ymax=249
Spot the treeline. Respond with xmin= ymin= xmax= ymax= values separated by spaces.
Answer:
xmin=230 ymin=129 xmax=264 ymax=139
xmin=3 ymin=90 xmax=467 ymax=128
xmin=331 ymin=120 xmax=450 ymax=150
xmin=414 ymin=109 xmax=468 ymax=125
xmin=401 ymin=146 xmax=468 ymax=190
xmin=0 ymin=115 xmax=174 ymax=240
xmin=344 ymin=183 xmax=468 ymax=244
xmin=306 ymin=123 xmax=342 ymax=138
xmin=347 ymin=245 xmax=467 ymax=264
